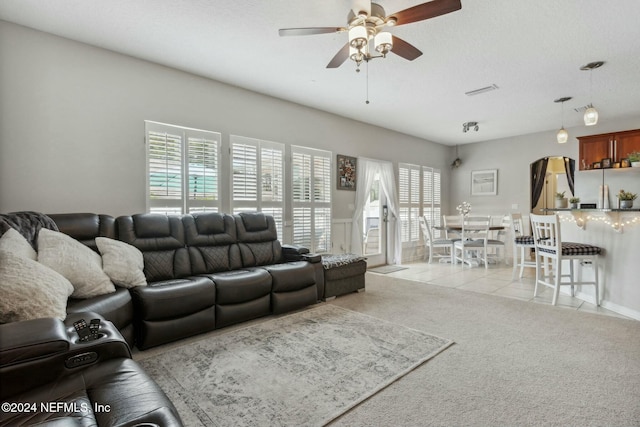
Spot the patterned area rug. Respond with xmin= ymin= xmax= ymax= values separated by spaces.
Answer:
xmin=138 ymin=305 xmax=453 ymax=426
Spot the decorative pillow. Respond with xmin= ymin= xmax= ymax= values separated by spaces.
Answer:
xmin=0 ymin=228 xmax=37 ymax=260
xmin=37 ymin=228 xmax=116 ymax=299
xmin=96 ymin=237 xmax=147 ymax=288
xmin=0 ymin=250 xmax=73 ymax=322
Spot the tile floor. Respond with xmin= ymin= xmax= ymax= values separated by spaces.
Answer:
xmin=370 ymin=259 xmax=631 ymax=320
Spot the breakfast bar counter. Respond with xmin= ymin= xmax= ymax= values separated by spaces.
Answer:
xmin=544 ymin=208 xmax=640 ymax=319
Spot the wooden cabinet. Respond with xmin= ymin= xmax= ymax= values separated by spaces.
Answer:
xmin=578 ymin=129 xmax=640 ymax=170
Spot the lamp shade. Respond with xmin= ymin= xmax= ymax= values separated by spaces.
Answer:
xmin=349 ymin=26 xmax=367 ymax=49
xmin=584 ymin=106 xmax=599 ymax=126
xmin=374 ymin=32 xmax=393 ymax=55
xmin=557 ymin=127 xmax=568 ymax=144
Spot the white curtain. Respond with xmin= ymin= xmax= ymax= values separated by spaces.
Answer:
xmin=351 ymin=158 xmax=402 ymax=264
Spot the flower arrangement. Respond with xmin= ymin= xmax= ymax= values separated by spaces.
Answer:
xmin=617 ymin=190 xmax=638 ymax=201
xmin=456 ymin=201 xmax=472 ymax=216
xmin=569 ymin=197 xmax=580 ymax=203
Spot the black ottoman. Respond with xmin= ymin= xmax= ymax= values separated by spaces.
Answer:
xmin=322 ymin=254 xmax=367 ymax=300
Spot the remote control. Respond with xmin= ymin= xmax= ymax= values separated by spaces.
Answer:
xmin=73 ymin=319 xmax=91 ymax=342
xmin=89 ymin=319 xmax=101 ymax=341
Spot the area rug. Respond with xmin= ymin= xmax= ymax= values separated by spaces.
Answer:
xmin=368 ymin=265 xmax=409 ymax=274
xmin=137 ymin=304 xmax=453 ymax=426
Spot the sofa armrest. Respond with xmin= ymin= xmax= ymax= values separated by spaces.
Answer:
xmin=302 ymin=253 xmax=322 ymax=263
xmin=1 ymin=313 xmax=131 ymax=400
xmin=281 ymin=244 xmax=315 ymax=262
xmin=0 ymin=318 xmax=69 ymax=369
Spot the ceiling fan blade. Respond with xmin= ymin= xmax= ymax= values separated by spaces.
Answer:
xmin=326 ymin=43 xmax=350 ymax=68
xmin=388 ymin=0 xmax=461 ymax=26
xmin=391 ymin=36 xmax=423 ymax=61
xmin=279 ymin=27 xmax=345 ymax=37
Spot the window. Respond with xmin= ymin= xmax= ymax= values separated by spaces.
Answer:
xmin=291 ymin=146 xmax=332 ymax=253
xmin=399 ymin=163 xmax=420 ymax=243
xmin=231 ymin=135 xmax=284 ymax=237
xmin=423 ymin=166 xmax=442 ymax=238
xmin=146 ymin=121 xmax=221 ymax=214
xmin=399 ymin=163 xmax=441 ymax=243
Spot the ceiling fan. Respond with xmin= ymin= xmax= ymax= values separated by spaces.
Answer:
xmin=278 ymin=0 xmax=462 ymax=70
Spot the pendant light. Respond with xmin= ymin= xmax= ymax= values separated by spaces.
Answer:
xmin=580 ymin=61 xmax=604 ymax=126
xmin=554 ymin=97 xmax=571 ymax=144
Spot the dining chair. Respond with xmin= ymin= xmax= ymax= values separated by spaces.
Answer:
xmin=419 ymin=216 xmax=455 ymax=264
xmin=510 ymin=213 xmax=536 ymax=279
xmin=529 ymin=214 xmax=602 ymax=306
xmin=453 ymin=216 xmax=491 ymax=268
xmin=442 ymin=215 xmax=462 ymax=241
xmin=486 ymin=215 xmax=508 ymax=265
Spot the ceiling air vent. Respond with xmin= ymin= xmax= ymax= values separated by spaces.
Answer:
xmin=465 ymin=84 xmax=499 ymax=96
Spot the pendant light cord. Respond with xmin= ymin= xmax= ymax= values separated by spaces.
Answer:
xmin=365 ymin=60 xmax=370 ymax=104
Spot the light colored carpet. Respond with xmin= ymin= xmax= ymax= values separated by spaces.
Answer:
xmin=137 ymin=304 xmax=452 ymax=426
xmin=368 ymin=265 xmax=409 ymax=274
xmin=327 ymin=273 xmax=640 ymax=426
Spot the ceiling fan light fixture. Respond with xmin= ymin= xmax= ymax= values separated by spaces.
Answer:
xmin=349 ymin=46 xmax=364 ymax=64
xmin=385 ymin=16 xmax=397 ymax=26
xmin=348 ymin=25 xmax=368 ymax=49
xmin=374 ymin=32 xmax=393 ymax=56
xmin=584 ymin=105 xmax=599 ymax=126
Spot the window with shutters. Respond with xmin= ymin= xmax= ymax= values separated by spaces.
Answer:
xmin=146 ymin=121 xmax=220 ymax=214
xmin=423 ymin=166 xmax=442 ymax=238
xmin=399 ymin=163 xmax=441 ymax=243
xmin=291 ymin=145 xmax=331 ymax=253
xmin=230 ymin=135 xmax=284 ymax=237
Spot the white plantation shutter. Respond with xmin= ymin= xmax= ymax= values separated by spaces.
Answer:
xmin=399 ymin=163 xmax=420 ymax=243
xmin=146 ymin=121 xmax=220 ymax=214
xmin=399 ymin=163 xmax=441 ymax=244
xmin=423 ymin=167 xmax=442 ymax=237
xmin=291 ymin=146 xmax=332 ymax=253
xmin=231 ymin=135 xmax=285 ymax=236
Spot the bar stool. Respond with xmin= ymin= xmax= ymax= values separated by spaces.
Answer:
xmin=529 ymin=214 xmax=602 ymax=306
xmin=510 ymin=213 xmax=536 ymax=279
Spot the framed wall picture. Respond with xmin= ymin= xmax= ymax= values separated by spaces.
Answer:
xmin=337 ymin=154 xmax=356 ymax=191
xmin=601 ymin=157 xmax=612 ymax=168
xmin=471 ymin=169 xmax=498 ymax=196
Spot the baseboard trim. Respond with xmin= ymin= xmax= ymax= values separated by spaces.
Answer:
xmin=574 ymin=290 xmax=640 ymax=321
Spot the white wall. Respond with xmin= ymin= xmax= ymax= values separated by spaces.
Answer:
xmin=0 ymin=21 xmax=450 ymax=221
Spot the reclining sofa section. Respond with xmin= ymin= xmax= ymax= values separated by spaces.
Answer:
xmin=100 ymin=211 xmax=321 ymax=350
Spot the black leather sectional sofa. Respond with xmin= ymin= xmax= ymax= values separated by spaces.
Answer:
xmin=1 ymin=210 xmax=324 ymax=426
xmin=48 ymin=211 xmax=324 ymax=350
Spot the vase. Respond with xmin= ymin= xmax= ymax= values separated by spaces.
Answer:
xmin=570 ymin=203 xmax=578 ymax=209
xmin=620 ymin=200 xmax=634 ymax=209
xmin=632 ymin=161 xmax=640 ymax=168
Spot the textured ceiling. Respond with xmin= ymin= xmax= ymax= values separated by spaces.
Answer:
xmin=1 ymin=0 xmax=640 ymax=145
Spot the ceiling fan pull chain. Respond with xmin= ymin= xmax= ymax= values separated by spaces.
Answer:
xmin=366 ymin=60 xmax=370 ymax=104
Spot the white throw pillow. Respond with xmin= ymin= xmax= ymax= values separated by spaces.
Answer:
xmin=0 ymin=250 xmax=73 ymax=322
xmin=96 ymin=237 xmax=147 ymax=288
xmin=37 ymin=228 xmax=116 ymax=299
xmin=0 ymin=228 xmax=37 ymax=260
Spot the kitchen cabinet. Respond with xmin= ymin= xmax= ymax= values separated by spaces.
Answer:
xmin=578 ymin=129 xmax=640 ymax=170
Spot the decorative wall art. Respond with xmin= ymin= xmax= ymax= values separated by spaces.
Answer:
xmin=471 ymin=169 xmax=498 ymax=196
xmin=337 ymin=154 xmax=357 ymax=191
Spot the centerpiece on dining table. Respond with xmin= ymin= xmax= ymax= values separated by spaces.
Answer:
xmin=456 ymin=201 xmax=472 ymax=217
